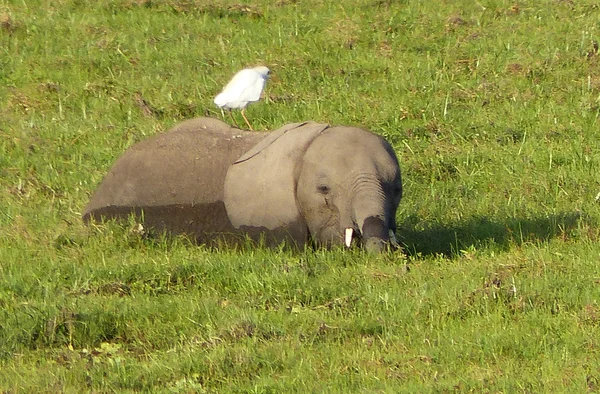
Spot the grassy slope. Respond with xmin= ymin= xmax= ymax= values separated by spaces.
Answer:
xmin=1 ymin=0 xmax=600 ymax=392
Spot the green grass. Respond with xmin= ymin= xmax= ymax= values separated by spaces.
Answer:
xmin=2 ymin=0 xmax=600 ymax=391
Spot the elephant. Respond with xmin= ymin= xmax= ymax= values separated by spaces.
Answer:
xmin=83 ymin=117 xmax=403 ymax=252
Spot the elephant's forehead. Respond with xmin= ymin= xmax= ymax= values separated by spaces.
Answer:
xmin=320 ymin=127 xmax=391 ymax=153
xmin=308 ymin=128 xmax=399 ymax=179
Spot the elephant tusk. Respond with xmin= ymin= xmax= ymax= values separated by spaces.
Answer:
xmin=344 ymin=228 xmax=353 ymax=248
xmin=389 ymin=229 xmax=399 ymax=248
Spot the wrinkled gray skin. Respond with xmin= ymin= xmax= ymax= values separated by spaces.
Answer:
xmin=83 ymin=117 xmax=402 ymax=252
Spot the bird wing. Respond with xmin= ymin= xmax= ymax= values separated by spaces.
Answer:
xmin=245 ymin=73 xmax=267 ymax=102
xmin=225 ymin=70 xmax=265 ymax=100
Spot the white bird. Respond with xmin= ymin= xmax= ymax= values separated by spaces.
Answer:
xmin=214 ymin=66 xmax=270 ymax=131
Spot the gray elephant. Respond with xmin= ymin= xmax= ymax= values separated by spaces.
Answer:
xmin=83 ymin=117 xmax=402 ymax=252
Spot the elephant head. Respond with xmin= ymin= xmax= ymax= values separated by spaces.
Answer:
xmin=224 ymin=123 xmax=402 ymax=252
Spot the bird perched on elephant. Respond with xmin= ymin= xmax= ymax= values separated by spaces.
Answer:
xmin=83 ymin=117 xmax=403 ymax=253
xmin=214 ymin=66 xmax=270 ymax=130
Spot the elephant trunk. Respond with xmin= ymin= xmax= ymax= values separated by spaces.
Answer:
xmin=348 ymin=179 xmax=395 ymax=253
xmin=361 ymin=216 xmax=390 ymax=252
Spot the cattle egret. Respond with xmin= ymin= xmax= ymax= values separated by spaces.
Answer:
xmin=214 ymin=66 xmax=270 ymax=130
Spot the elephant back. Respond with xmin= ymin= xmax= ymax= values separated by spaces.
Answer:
xmin=83 ymin=117 xmax=265 ymax=241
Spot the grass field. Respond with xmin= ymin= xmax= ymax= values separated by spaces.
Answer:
xmin=2 ymin=0 xmax=600 ymax=391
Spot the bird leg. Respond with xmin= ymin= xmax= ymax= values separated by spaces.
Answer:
xmin=240 ymin=108 xmax=253 ymax=131
xmin=227 ymin=110 xmax=240 ymax=129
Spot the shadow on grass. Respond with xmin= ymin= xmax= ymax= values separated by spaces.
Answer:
xmin=398 ymin=212 xmax=585 ymax=258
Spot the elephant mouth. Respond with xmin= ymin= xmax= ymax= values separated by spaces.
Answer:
xmin=344 ymin=227 xmax=400 ymax=250
xmin=341 ymin=227 xmax=365 ymax=248
xmin=316 ymin=216 xmax=400 ymax=250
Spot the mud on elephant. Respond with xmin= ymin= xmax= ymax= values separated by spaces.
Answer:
xmin=83 ymin=117 xmax=403 ymax=252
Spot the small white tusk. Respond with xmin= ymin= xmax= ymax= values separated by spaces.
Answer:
xmin=344 ymin=228 xmax=353 ymax=248
xmin=389 ymin=229 xmax=399 ymax=247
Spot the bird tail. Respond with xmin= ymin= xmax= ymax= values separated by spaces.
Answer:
xmin=214 ymin=93 xmax=227 ymax=107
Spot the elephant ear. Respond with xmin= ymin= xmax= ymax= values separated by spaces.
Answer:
xmin=224 ymin=121 xmax=329 ymax=243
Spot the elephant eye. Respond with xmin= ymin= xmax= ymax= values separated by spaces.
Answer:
xmin=317 ymin=185 xmax=330 ymax=194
